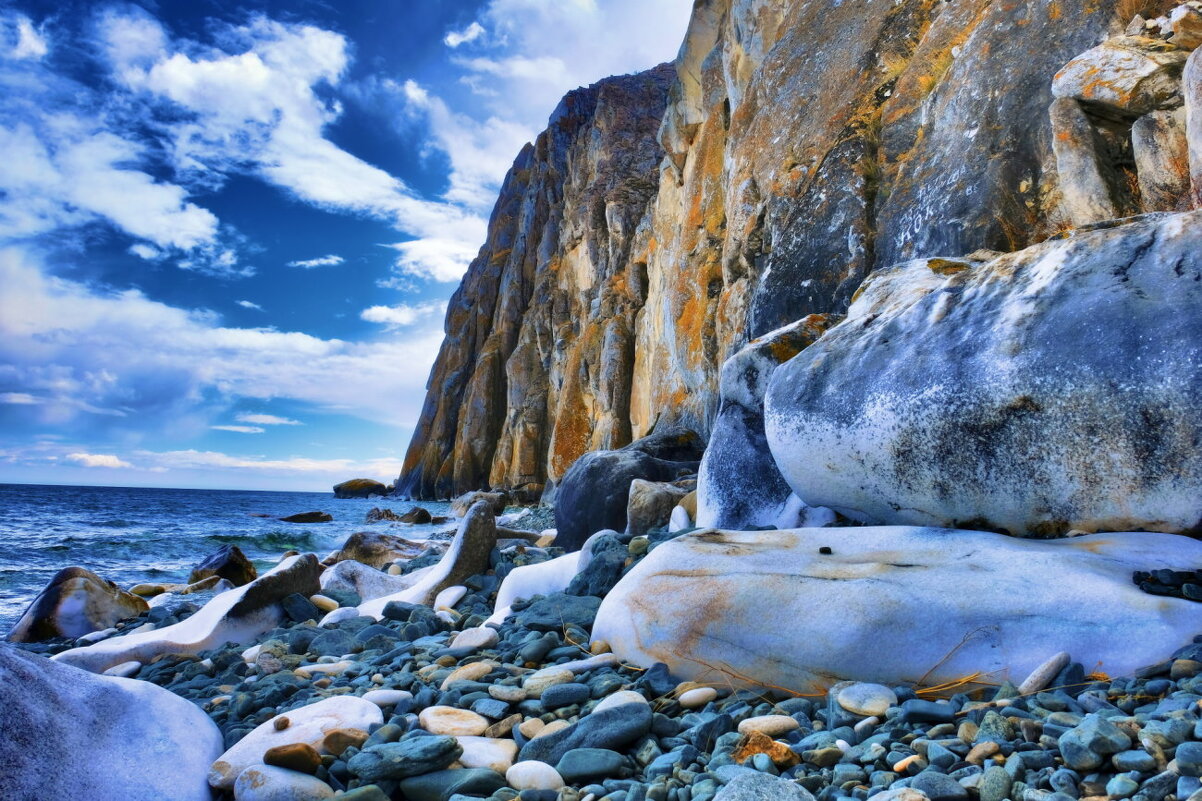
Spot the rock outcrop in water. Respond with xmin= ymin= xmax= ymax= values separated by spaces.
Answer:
xmin=397 ymin=0 xmax=1154 ymax=500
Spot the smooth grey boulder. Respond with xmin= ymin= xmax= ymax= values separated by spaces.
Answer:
xmin=696 ymin=315 xmax=836 ymax=529
xmin=0 ymin=643 xmax=222 ymax=800
xmin=53 ymin=554 xmax=321 ymax=673
xmin=1187 ymin=48 xmax=1202 ymax=207
xmin=6 ymin=566 xmax=148 ymax=642
xmin=766 ymin=212 xmax=1202 ymax=536
xmin=593 ymin=527 xmax=1202 ymax=694
xmin=554 ymin=428 xmax=702 ymax=551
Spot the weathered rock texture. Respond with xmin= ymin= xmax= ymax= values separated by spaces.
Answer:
xmin=398 ymin=0 xmax=1146 ymax=499
xmin=765 ymin=212 xmax=1202 ymax=537
xmin=7 ymin=566 xmax=148 ymax=642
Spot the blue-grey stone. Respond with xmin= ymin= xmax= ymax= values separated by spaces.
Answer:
xmin=926 ymin=742 xmax=956 ymax=770
xmin=1134 ymin=771 xmax=1177 ymax=801
xmin=902 ymin=700 xmax=954 ymax=724
xmin=1058 ymin=715 xmax=1132 ymax=770
xmin=713 ymin=773 xmax=816 ymax=800
xmin=1112 ymin=750 xmax=1158 ymax=773
xmin=397 ymin=768 xmax=506 ymax=801
xmin=347 ymin=735 xmax=461 ymax=782
xmin=1178 ymin=742 xmax=1202 ymax=778
xmin=541 ymin=682 xmax=591 ymax=709
xmin=520 ymin=593 xmax=602 ymax=632
xmin=979 ymin=766 xmax=1012 ymax=801
xmin=911 ymin=770 xmax=969 ymax=801
xmin=518 ymin=702 xmax=652 ymax=764
xmin=470 ymin=697 xmax=509 ymax=720
xmin=1107 ymin=775 xmax=1140 ymax=799
xmin=556 ymin=747 xmax=628 ymax=784
xmin=309 ymin=628 xmax=355 ymax=657
xmin=281 ymin=593 xmax=320 ymax=623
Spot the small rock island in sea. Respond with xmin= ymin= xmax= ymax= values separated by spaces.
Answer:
xmin=6 ymin=2 xmax=1202 ymax=801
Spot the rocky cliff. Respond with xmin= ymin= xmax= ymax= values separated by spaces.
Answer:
xmin=398 ymin=0 xmax=1176 ymax=501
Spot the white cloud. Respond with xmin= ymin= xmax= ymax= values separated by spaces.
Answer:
xmin=0 ymin=247 xmax=446 ymax=432
xmin=445 ymin=21 xmax=486 ymax=48
xmin=129 ymin=243 xmax=162 ymax=260
xmin=236 ymin=299 xmax=262 ymax=310
xmin=0 ymin=391 xmax=39 ymax=404
xmin=287 ymin=254 xmax=344 ymax=268
xmin=3 ymin=13 xmax=48 ymax=61
xmin=133 ymin=448 xmax=404 ymax=476
xmin=211 ymin=424 xmax=264 ymax=433
xmin=384 ymin=237 xmax=482 ymax=283
xmin=67 ymin=451 xmax=132 ymax=469
xmin=361 ymin=300 xmax=446 ymax=329
xmin=236 ymin=413 xmax=301 ymax=426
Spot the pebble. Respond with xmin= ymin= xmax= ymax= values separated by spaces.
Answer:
xmin=417 ymin=705 xmax=489 ymax=736
xmin=1018 ymin=652 xmax=1071 ymax=695
xmin=1178 ymin=742 xmax=1202 ymax=777
xmin=450 ymin=626 xmax=500 ymax=650
xmin=440 ymin=660 xmax=495 ymax=690
xmin=232 ymin=766 xmax=334 ymax=801
xmin=531 ymin=719 xmax=570 ymax=739
xmin=520 ymin=718 xmax=547 ymax=738
xmin=506 ymin=761 xmax=566 ymax=791
xmin=309 ymin=594 xmax=338 ymax=612
xmin=737 ymin=715 xmax=800 ymax=738
xmin=321 ymin=727 xmax=369 ymax=757
xmin=679 ymin=687 xmax=718 ymax=708
xmin=360 ymin=689 xmax=413 ymax=708
xmin=433 ymin=585 xmax=466 ymax=611
xmin=836 ymin=682 xmax=898 ymax=717
xmin=102 ymin=660 xmax=142 ymax=678
xmin=346 ymin=735 xmax=462 ymax=782
xmin=523 ymin=667 xmax=575 ymax=697
xmin=541 ymin=682 xmax=591 ymax=709
xmin=1107 ymin=774 xmax=1141 ymax=799
xmin=593 ymin=690 xmax=650 ymax=714
xmin=556 ymin=747 xmax=628 ymax=784
xmin=263 ymin=742 xmax=321 ymax=774
xmin=489 ymin=684 xmax=527 ymax=703
xmin=455 ymin=735 xmax=519 ymax=773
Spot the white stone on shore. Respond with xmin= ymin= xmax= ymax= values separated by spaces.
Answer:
xmin=669 ymin=505 xmax=693 ymax=532
xmin=318 ymin=559 xmax=421 ymax=602
xmin=451 ymin=625 xmax=500 ymax=650
xmin=506 ymin=761 xmax=566 ymax=791
xmin=738 ymin=715 xmax=801 ymax=737
xmin=593 ymin=527 xmax=1202 ymax=692
xmin=309 ymin=594 xmax=338 ymax=612
xmin=485 ymin=550 xmax=584 ymax=626
xmin=441 ymin=660 xmax=495 ymax=689
xmin=54 ymin=555 xmax=321 ymax=674
xmin=418 ymin=705 xmax=489 ymax=736
xmin=456 ymin=736 xmax=519 ymax=773
xmin=102 ymin=660 xmax=142 ymax=678
xmin=522 ymin=667 xmax=574 ymax=697
xmin=232 ymin=765 xmax=334 ymax=801
xmin=836 ymin=682 xmax=898 ymax=717
xmin=678 ymin=687 xmax=717 ymax=708
xmin=1018 ymin=651 xmax=1071 ymax=695
xmin=208 ymin=696 xmax=383 ymax=790
xmin=318 ymin=607 xmax=360 ymax=627
xmin=1 ymin=643 xmax=222 ymax=801
xmin=361 ymin=689 xmax=412 ymax=708
xmin=295 ymin=660 xmax=353 ymax=678
xmin=593 ymin=690 xmax=650 ymax=714
xmin=434 ymin=584 xmax=467 ymax=611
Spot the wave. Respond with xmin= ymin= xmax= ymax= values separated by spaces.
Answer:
xmin=208 ymin=529 xmax=324 ymax=552
xmin=85 ymin=519 xmax=135 ymax=528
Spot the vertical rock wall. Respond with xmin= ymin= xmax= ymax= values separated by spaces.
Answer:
xmin=398 ymin=0 xmax=1130 ymax=500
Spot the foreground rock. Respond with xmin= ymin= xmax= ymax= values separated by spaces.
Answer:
xmin=356 ymin=500 xmax=496 ymax=615
xmin=324 ymin=530 xmax=434 ymax=569
xmin=333 ymin=478 xmax=389 ymax=498
xmin=280 ymin=511 xmax=333 ymax=523
xmin=318 ymin=558 xmax=424 ymax=602
xmin=6 ymin=566 xmax=148 ymax=642
xmin=0 ymin=644 xmax=222 ymax=800
xmin=555 ymin=428 xmax=703 ymax=551
xmin=53 ymin=554 xmax=321 ymax=673
xmin=189 ymin=543 xmax=257 ymax=586
xmin=697 ymin=315 xmax=836 ymax=530
xmin=766 ymin=213 xmax=1202 ymax=536
xmin=450 ymin=490 xmax=509 ymax=516
xmin=593 ymin=527 xmax=1202 ymax=692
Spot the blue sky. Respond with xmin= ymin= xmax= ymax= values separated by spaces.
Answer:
xmin=0 ymin=0 xmax=691 ymax=491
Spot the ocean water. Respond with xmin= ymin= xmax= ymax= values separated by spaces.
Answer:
xmin=0 ymin=483 xmax=452 ymax=635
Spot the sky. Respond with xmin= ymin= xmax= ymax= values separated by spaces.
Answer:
xmin=0 ymin=0 xmax=691 ymax=492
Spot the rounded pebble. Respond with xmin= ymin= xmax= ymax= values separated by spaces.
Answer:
xmin=836 ymin=682 xmax=898 ymax=717
xmin=417 ymin=705 xmax=489 ymax=736
xmin=678 ymin=687 xmax=717 ymax=709
xmin=506 ymin=761 xmax=566 ymax=792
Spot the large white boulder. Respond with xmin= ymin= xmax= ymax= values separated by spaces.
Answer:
xmin=0 ymin=643 xmax=222 ymax=800
xmin=592 ymin=527 xmax=1202 ymax=692
xmin=53 ymin=554 xmax=321 ymax=673
xmin=319 ymin=558 xmax=427 ymax=601
xmin=765 ymin=212 xmax=1202 ymax=536
xmin=6 ymin=566 xmax=148 ymax=642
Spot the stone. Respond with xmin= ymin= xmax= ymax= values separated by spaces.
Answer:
xmin=626 ymin=478 xmax=691 ymax=536
xmin=449 ymin=490 xmax=510 ymax=516
xmin=346 ymin=735 xmax=462 ymax=782
xmin=1176 ymin=742 xmax=1202 ymax=777
xmin=319 ymin=559 xmax=421 ymax=602
xmin=593 ymin=527 xmax=1202 ymax=693
xmin=455 ymin=736 xmax=518 ymax=773
xmin=1017 ymin=651 xmax=1070 ymax=695
xmin=523 ymin=667 xmax=576 ymax=697
xmin=0 ymin=643 xmax=222 ymax=801
xmin=280 ymin=511 xmax=333 ymax=523
xmin=1188 ymin=49 xmax=1202 ymax=207
xmin=697 ymin=315 xmax=837 ymax=529
xmin=738 ymin=715 xmax=801 ymax=738
xmin=1169 ymin=5 xmax=1202 ymax=50
xmin=450 ymin=626 xmax=500 ymax=650
xmin=364 ymin=507 xmax=402 ymax=523
xmin=189 ymin=544 xmax=257 ymax=586
xmin=321 ymin=727 xmax=370 ymax=756
xmin=232 ymin=765 xmax=334 ymax=801
xmin=209 ymin=696 xmax=383 ymax=790
xmin=979 ymin=766 xmax=1012 ymax=801
xmin=911 ymin=771 xmax=969 ymax=801
xmin=506 ymin=760 xmax=566 ymax=792
xmin=485 ymin=550 xmax=588 ymax=626
xmin=732 ymin=730 xmax=800 ymax=769
xmin=1059 ymin=714 xmax=1133 ymax=771
xmin=263 ymin=742 xmax=321 ymax=774
xmin=361 ymin=689 xmax=412 ymax=708
xmin=541 ymin=682 xmax=590 ymax=709
xmin=356 ymin=501 xmax=497 ymax=614
xmin=1133 ymin=108 xmax=1191 ymax=212
xmin=440 ymin=661 xmax=495 ymax=690
xmin=554 ymin=428 xmax=704 ymax=551
xmin=765 ymin=214 xmax=1202 ymax=537
xmin=679 ymin=687 xmax=718 ymax=708
xmin=1049 ymin=97 xmax=1122 ymax=226
xmin=326 ymin=531 xmax=432 ymax=569
xmin=555 ymin=747 xmax=628 ymax=784
xmin=6 ymin=566 xmax=149 ymax=642
xmin=417 ymin=706 xmax=489 ymax=736
xmin=399 ymin=506 xmax=433 ymax=524
xmin=333 ymin=478 xmax=389 ymax=498
xmin=593 ymin=690 xmax=650 ymax=714
xmin=310 ymin=594 xmax=337 ymax=612
xmin=433 ymin=585 xmax=466 ymax=611
xmin=55 ymin=554 xmax=322 ymax=674
xmin=518 ymin=701 xmax=653 ymax=765
xmin=713 ymin=772 xmax=817 ymax=801
xmin=836 ymin=683 xmax=897 ymax=717
xmin=1052 ymin=37 xmax=1188 ymax=116
xmin=520 ymin=593 xmax=602 ymax=632
xmin=396 ymin=768 xmax=506 ymax=801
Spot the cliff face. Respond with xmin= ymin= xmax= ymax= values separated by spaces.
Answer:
xmin=399 ymin=0 xmax=1130 ymax=500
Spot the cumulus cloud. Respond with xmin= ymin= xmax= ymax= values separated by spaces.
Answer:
xmin=361 ymin=300 xmax=446 ymax=329
xmin=236 ymin=300 xmax=262 ymax=310
xmin=2 ymin=12 xmax=48 ymax=61
xmin=237 ymin=413 xmax=302 ymax=426
xmin=0 ymin=248 xmax=445 ymax=434
xmin=444 ymin=21 xmax=485 ymax=48
xmin=67 ymin=452 xmax=132 ymax=468
xmin=287 ymin=254 xmax=344 ymax=268
xmin=211 ymin=424 xmax=264 ymax=433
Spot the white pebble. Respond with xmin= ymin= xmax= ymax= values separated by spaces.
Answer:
xmin=678 ymin=687 xmax=717 ymax=709
xmin=1017 ymin=651 xmax=1070 ymax=695
xmin=836 ymin=682 xmax=897 ymax=717
xmin=506 ymin=761 xmax=565 ymax=792
xmin=434 ymin=585 xmax=467 ymax=611
xmin=593 ymin=690 xmax=650 ymax=714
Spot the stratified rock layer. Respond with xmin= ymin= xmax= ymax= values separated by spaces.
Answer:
xmin=397 ymin=0 xmax=1131 ymax=499
xmin=766 ymin=212 xmax=1202 ymax=536
xmin=592 ymin=527 xmax=1202 ymax=693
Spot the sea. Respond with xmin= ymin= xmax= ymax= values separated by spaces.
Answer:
xmin=0 ymin=483 xmax=452 ymax=636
